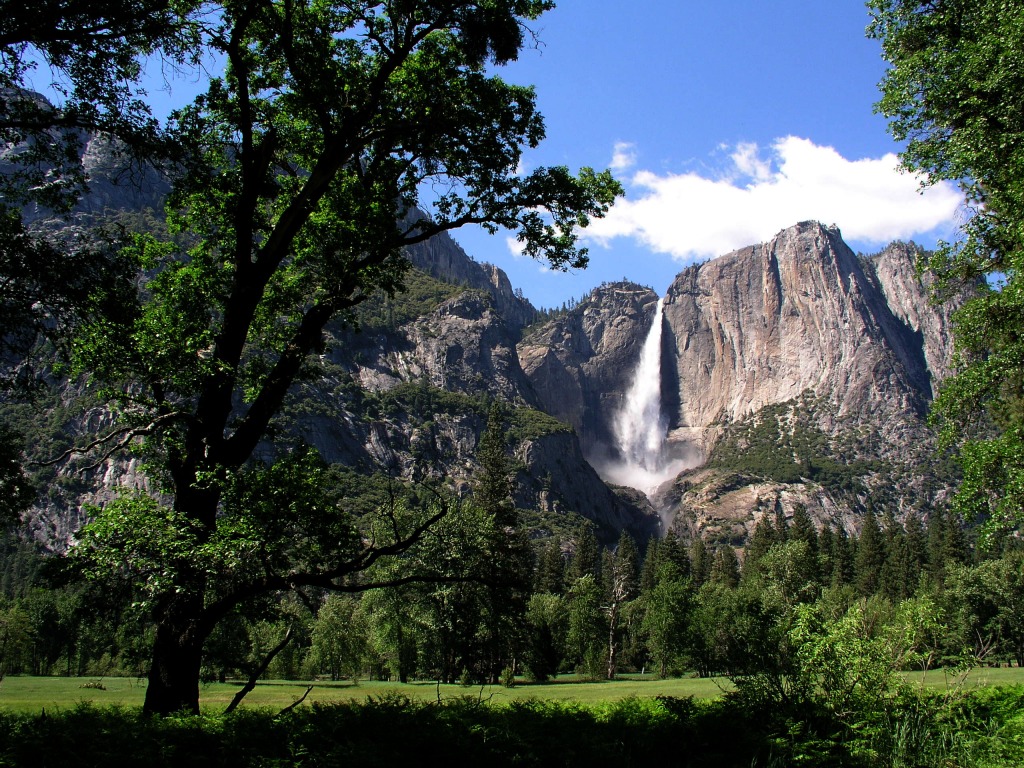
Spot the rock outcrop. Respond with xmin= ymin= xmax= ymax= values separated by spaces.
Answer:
xmin=660 ymin=222 xmax=941 ymax=453
xmin=519 ymin=222 xmax=963 ymax=541
xmin=404 ymin=231 xmax=536 ymax=329
xmin=517 ymin=283 xmax=660 ymax=455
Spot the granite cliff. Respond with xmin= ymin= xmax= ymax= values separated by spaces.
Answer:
xmin=520 ymin=222 xmax=963 ymax=542
xmin=4 ymin=125 xmax=960 ymax=547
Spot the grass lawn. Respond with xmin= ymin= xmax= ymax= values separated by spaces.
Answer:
xmin=0 ymin=673 xmax=731 ymax=713
xmin=1 ymin=666 xmax=1021 ymax=713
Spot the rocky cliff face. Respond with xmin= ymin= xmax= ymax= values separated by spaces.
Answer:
xmin=661 ymin=222 xmax=939 ymax=452
xmin=519 ymin=222 xmax=962 ymax=540
xmin=404 ymin=230 xmax=536 ymax=330
xmin=518 ymin=283 xmax=660 ymax=455
xmin=8 ymin=128 xmax=959 ymax=550
xmin=9 ymin=142 xmax=660 ymax=545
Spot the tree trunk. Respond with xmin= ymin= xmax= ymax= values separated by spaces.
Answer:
xmin=606 ymin=601 xmax=619 ymax=680
xmin=143 ymin=590 xmax=206 ymax=715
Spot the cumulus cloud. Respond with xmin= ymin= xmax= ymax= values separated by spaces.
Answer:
xmin=610 ymin=141 xmax=638 ymax=173
xmin=584 ymin=137 xmax=963 ymax=261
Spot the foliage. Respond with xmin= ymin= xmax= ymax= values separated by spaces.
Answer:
xmin=707 ymin=397 xmax=882 ymax=494
xmin=0 ymin=684 xmax=1021 ymax=767
xmin=7 ymin=0 xmax=623 ymax=716
xmin=348 ymin=268 xmax=464 ymax=335
xmin=0 ymin=425 xmax=34 ymax=527
xmin=869 ymin=0 xmax=1024 ymax=539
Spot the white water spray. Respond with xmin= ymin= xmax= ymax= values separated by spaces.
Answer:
xmin=616 ymin=298 xmax=668 ymax=471
xmin=599 ymin=298 xmax=690 ymax=496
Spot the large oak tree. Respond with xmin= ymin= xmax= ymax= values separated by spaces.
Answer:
xmin=6 ymin=1 xmax=620 ymax=714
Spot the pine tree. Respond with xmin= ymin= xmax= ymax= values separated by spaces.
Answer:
xmin=689 ymin=537 xmax=712 ymax=588
xmin=535 ymin=540 xmax=566 ymax=596
xmin=709 ymin=546 xmax=740 ymax=589
xmin=855 ymin=510 xmax=886 ymax=597
xmin=473 ymin=402 xmax=530 ymax=683
xmin=743 ymin=514 xmax=778 ymax=579
xmin=818 ymin=523 xmax=836 ymax=587
xmin=661 ymin=529 xmax=692 ymax=579
xmin=476 ymin=402 xmax=515 ymax=527
xmin=926 ymin=508 xmax=970 ymax=589
xmin=789 ymin=504 xmax=820 ymax=585
xmin=567 ymin=525 xmax=602 ymax=583
xmin=905 ymin=514 xmax=928 ymax=580
xmin=830 ymin=524 xmax=855 ymax=587
xmin=638 ymin=537 xmax=662 ymax=597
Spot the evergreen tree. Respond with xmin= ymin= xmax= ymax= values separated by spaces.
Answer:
xmin=689 ymin=537 xmax=712 ymax=588
xmin=743 ymin=514 xmax=778 ymax=579
xmin=789 ymin=504 xmax=820 ymax=586
xmin=818 ymin=523 xmax=836 ymax=587
xmin=829 ymin=524 xmax=855 ymax=588
xmin=534 ymin=540 xmax=565 ymax=596
xmin=473 ymin=403 xmax=530 ymax=683
xmin=661 ymin=529 xmax=692 ymax=579
xmin=905 ymin=514 xmax=928 ymax=583
xmin=638 ymin=537 xmax=662 ymax=597
xmin=567 ymin=525 xmax=602 ymax=583
xmin=855 ymin=510 xmax=886 ymax=597
xmin=773 ymin=505 xmax=790 ymax=543
xmin=927 ymin=508 xmax=969 ymax=589
xmin=709 ymin=546 xmax=740 ymax=589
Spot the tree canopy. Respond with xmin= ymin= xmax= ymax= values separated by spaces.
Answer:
xmin=869 ymin=0 xmax=1024 ymax=540
xmin=2 ymin=0 xmax=621 ymax=715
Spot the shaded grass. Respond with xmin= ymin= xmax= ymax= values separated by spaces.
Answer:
xmin=0 ymin=682 xmax=1021 ymax=767
xmin=0 ymin=695 xmax=765 ymax=768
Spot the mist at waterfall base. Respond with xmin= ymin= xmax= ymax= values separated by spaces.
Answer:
xmin=592 ymin=299 xmax=698 ymax=499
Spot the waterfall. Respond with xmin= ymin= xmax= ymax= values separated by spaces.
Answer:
xmin=615 ymin=298 xmax=668 ymax=472
xmin=599 ymin=297 xmax=689 ymax=497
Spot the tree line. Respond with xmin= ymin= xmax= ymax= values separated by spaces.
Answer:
xmin=3 ymin=497 xmax=1021 ymax=686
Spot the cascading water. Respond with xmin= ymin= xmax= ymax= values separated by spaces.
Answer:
xmin=615 ymin=298 xmax=668 ymax=473
xmin=599 ymin=297 xmax=689 ymax=497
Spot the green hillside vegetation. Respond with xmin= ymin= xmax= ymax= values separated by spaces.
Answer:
xmin=348 ymin=269 xmax=466 ymax=336
xmin=706 ymin=396 xmax=884 ymax=493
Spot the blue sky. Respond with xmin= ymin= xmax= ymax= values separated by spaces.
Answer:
xmin=448 ymin=1 xmax=965 ymax=310
xmin=67 ymin=1 xmax=964 ymax=311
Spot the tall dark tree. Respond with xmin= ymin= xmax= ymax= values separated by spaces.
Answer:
xmin=567 ymin=525 xmax=602 ymax=584
xmin=689 ymin=537 xmax=712 ymax=588
xmin=827 ymin=523 xmax=855 ymax=588
xmin=534 ymin=539 xmax=565 ymax=596
xmin=742 ymin=514 xmax=778 ymax=580
xmin=789 ymin=504 xmax=820 ymax=586
xmin=48 ymin=0 xmax=620 ymax=715
xmin=709 ymin=546 xmax=740 ymax=589
xmin=879 ymin=515 xmax=918 ymax=602
xmin=473 ymin=402 xmax=530 ymax=683
xmin=854 ymin=510 xmax=885 ymax=597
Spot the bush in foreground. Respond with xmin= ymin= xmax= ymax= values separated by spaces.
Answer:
xmin=0 ymin=688 xmax=1021 ymax=767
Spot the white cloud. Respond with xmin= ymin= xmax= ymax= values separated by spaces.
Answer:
xmin=505 ymin=235 xmax=526 ymax=258
xmin=610 ymin=141 xmax=638 ymax=173
xmin=730 ymin=141 xmax=772 ymax=183
xmin=584 ymin=137 xmax=963 ymax=261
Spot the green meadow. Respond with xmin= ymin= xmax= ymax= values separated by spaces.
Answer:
xmin=3 ymin=667 xmax=1022 ymax=714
